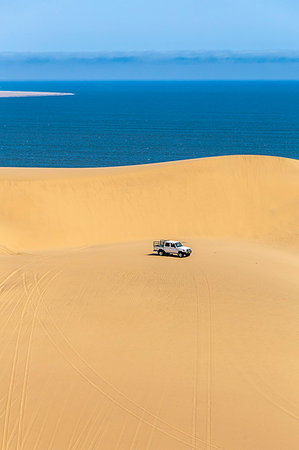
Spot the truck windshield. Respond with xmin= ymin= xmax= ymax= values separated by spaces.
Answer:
xmin=176 ymin=242 xmax=183 ymax=247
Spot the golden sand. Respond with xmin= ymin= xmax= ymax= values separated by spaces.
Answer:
xmin=0 ymin=155 xmax=298 ymax=449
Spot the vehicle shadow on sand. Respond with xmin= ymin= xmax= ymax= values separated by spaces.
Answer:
xmin=146 ymin=253 xmax=186 ymax=258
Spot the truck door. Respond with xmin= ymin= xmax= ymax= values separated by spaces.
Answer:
xmin=164 ymin=242 xmax=171 ymax=254
xmin=171 ymin=243 xmax=177 ymax=254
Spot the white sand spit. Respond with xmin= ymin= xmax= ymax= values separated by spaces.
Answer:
xmin=0 ymin=90 xmax=74 ymax=97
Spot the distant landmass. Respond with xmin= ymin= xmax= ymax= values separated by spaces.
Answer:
xmin=0 ymin=90 xmax=73 ymax=97
xmin=1 ymin=51 xmax=299 ymax=80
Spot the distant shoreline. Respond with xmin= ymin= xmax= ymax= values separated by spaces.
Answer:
xmin=0 ymin=91 xmax=74 ymax=97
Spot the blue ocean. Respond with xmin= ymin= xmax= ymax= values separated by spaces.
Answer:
xmin=0 ymin=81 xmax=298 ymax=167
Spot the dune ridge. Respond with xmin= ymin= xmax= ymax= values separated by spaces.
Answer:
xmin=0 ymin=155 xmax=298 ymax=251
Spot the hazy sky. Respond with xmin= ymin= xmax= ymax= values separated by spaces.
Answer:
xmin=1 ymin=0 xmax=299 ymax=52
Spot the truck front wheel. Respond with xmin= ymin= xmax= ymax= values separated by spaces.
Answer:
xmin=158 ymin=249 xmax=164 ymax=256
xmin=178 ymin=251 xmax=183 ymax=258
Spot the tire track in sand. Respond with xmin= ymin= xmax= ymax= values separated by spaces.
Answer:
xmin=0 ymin=265 xmax=33 ymax=324
xmin=1 ymin=270 xmax=51 ymax=450
xmin=16 ymin=271 xmax=59 ymax=450
xmin=0 ymin=271 xmax=22 ymax=316
xmin=191 ymin=269 xmax=213 ymax=450
xmin=204 ymin=272 xmax=213 ymax=450
xmin=37 ymin=276 xmax=223 ymax=450
xmin=145 ymin=383 xmax=167 ymax=450
xmin=191 ymin=273 xmax=200 ymax=450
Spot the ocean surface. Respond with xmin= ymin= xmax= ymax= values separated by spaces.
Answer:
xmin=0 ymin=81 xmax=298 ymax=167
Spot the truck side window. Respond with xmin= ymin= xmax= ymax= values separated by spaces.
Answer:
xmin=165 ymin=243 xmax=170 ymax=247
xmin=171 ymin=243 xmax=175 ymax=248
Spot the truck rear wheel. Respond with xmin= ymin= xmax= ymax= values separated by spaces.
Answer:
xmin=178 ymin=251 xmax=183 ymax=258
xmin=158 ymin=249 xmax=164 ymax=256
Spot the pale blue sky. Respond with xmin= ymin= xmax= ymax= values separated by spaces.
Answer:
xmin=1 ymin=0 xmax=299 ymax=52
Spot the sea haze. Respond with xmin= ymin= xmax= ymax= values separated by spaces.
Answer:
xmin=2 ymin=52 xmax=299 ymax=80
xmin=0 ymin=80 xmax=298 ymax=167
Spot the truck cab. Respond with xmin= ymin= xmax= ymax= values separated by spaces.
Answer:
xmin=153 ymin=240 xmax=192 ymax=258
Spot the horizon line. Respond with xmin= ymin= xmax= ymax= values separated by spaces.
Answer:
xmin=2 ymin=50 xmax=299 ymax=64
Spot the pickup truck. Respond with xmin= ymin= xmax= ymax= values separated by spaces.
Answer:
xmin=153 ymin=240 xmax=192 ymax=258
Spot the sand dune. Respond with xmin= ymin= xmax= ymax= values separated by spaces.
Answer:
xmin=0 ymin=155 xmax=298 ymax=252
xmin=0 ymin=155 xmax=298 ymax=449
xmin=0 ymin=91 xmax=73 ymax=97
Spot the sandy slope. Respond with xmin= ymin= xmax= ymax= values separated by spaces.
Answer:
xmin=0 ymin=155 xmax=298 ymax=252
xmin=0 ymin=91 xmax=73 ymax=97
xmin=0 ymin=156 xmax=298 ymax=449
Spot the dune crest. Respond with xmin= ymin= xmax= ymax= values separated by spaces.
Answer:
xmin=0 ymin=155 xmax=298 ymax=251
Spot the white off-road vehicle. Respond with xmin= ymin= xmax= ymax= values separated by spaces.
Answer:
xmin=153 ymin=240 xmax=192 ymax=258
